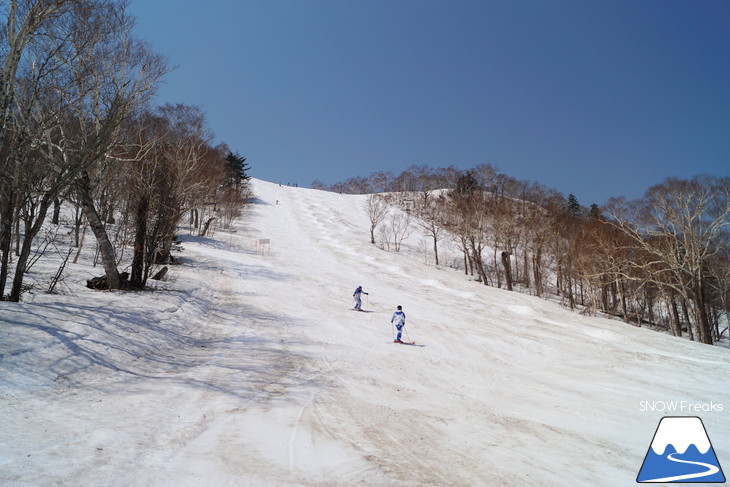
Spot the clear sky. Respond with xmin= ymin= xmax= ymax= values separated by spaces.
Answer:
xmin=127 ymin=0 xmax=729 ymax=206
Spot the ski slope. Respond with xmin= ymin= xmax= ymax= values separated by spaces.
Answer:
xmin=1 ymin=179 xmax=728 ymax=486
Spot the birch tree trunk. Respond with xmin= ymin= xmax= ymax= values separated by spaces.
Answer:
xmin=77 ymin=172 xmax=120 ymax=290
xmin=9 ymin=191 xmax=53 ymax=301
xmin=129 ymin=196 xmax=148 ymax=289
xmin=0 ymin=192 xmax=16 ymax=297
xmin=501 ymin=251 xmax=513 ymax=291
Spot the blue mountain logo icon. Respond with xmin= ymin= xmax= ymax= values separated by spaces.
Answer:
xmin=637 ymin=416 xmax=725 ymax=483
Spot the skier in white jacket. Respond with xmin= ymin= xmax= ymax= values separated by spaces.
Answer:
xmin=391 ymin=305 xmax=406 ymax=342
xmin=353 ymin=285 xmax=368 ymax=310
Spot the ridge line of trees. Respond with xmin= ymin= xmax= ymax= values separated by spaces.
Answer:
xmin=319 ymin=165 xmax=729 ymax=346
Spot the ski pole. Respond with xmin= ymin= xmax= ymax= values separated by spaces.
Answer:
xmin=404 ymin=326 xmax=413 ymax=343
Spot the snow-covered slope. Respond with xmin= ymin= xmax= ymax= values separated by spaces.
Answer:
xmin=1 ymin=179 xmax=728 ymax=486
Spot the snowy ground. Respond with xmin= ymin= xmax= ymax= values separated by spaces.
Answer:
xmin=1 ymin=179 xmax=728 ymax=486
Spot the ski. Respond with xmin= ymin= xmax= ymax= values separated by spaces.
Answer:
xmin=393 ymin=340 xmax=416 ymax=345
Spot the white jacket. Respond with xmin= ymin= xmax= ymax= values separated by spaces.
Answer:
xmin=391 ymin=310 xmax=406 ymax=326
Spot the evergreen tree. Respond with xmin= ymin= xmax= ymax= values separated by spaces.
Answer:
xmin=588 ymin=203 xmax=603 ymax=220
xmin=455 ymin=170 xmax=480 ymax=196
xmin=225 ymin=152 xmax=251 ymax=190
xmin=565 ymin=193 xmax=581 ymax=218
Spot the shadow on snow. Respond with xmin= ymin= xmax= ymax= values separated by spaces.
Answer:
xmin=0 ymin=288 xmax=323 ymax=410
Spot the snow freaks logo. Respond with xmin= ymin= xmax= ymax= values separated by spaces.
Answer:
xmin=639 ymin=400 xmax=724 ymax=413
xmin=636 ymin=416 xmax=726 ymax=483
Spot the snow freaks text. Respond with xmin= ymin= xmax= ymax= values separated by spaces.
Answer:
xmin=639 ymin=401 xmax=724 ymax=413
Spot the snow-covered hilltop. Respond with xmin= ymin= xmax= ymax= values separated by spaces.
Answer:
xmin=1 ymin=179 xmax=728 ymax=486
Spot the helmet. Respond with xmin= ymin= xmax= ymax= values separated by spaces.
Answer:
xmin=397 ymin=305 xmax=402 ymax=310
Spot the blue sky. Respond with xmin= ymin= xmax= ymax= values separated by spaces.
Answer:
xmin=128 ymin=0 xmax=729 ymax=205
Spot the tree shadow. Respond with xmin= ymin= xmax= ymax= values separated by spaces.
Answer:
xmin=0 ymin=291 xmax=325 ymax=409
xmin=247 ymin=197 xmax=270 ymax=206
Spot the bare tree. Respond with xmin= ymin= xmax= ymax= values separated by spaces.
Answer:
xmin=488 ymin=196 xmax=522 ymax=291
xmin=606 ymin=176 xmax=730 ymax=344
xmin=365 ymin=193 xmax=388 ymax=244
xmin=62 ymin=0 xmax=167 ymax=290
xmin=0 ymin=0 xmax=80 ymax=298
xmin=124 ymin=105 xmax=226 ymax=289
xmin=443 ymin=172 xmax=492 ymax=285
xmin=377 ymin=223 xmax=391 ymax=251
xmin=0 ymin=0 xmax=75 ymax=153
xmin=413 ymin=191 xmax=447 ymax=265
xmin=153 ymin=103 xmax=215 ymax=261
xmin=1 ymin=1 xmax=111 ymax=299
xmin=407 ymin=167 xmax=448 ymax=265
xmin=389 ymin=210 xmax=412 ymax=252
xmin=706 ymin=244 xmax=730 ymax=340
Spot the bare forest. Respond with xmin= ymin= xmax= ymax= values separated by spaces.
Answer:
xmin=0 ymin=0 xmax=251 ymax=301
xmin=317 ymin=165 xmax=730 ymax=346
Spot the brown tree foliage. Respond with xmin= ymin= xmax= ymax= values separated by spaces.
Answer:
xmin=327 ymin=165 xmax=728 ymax=345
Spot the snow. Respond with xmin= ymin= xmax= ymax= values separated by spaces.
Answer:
xmin=1 ymin=178 xmax=728 ymax=486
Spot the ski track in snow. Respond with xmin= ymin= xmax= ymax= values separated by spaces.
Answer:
xmin=0 ymin=179 xmax=728 ymax=486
